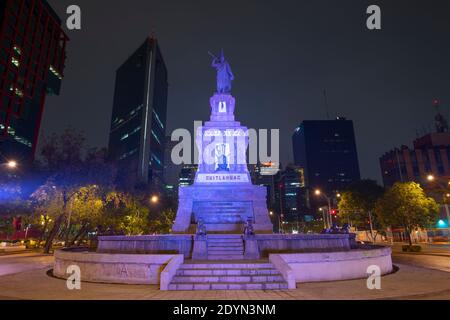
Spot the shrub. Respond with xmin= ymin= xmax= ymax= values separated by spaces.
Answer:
xmin=402 ymin=245 xmax=422 ymax=252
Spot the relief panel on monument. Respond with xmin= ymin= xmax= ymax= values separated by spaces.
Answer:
xmin=192 ymin=201 xmax=254 ymax=224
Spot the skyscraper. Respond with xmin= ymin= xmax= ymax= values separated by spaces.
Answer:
xmin=163 ymin=136 xmax=180 ymax=187
xmin=108 ymin=38 xmax=168 ymax=187
xmin=0 ymin=0 xmax=68 ymax=164
xmin=292 ymin=118 xmax=361 ymax=212
xmin=274 ymin=164 xmax=308 ymax=223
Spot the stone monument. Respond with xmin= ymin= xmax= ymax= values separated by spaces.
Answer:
xmin=172 ymin=51 xmax=273 ymax=233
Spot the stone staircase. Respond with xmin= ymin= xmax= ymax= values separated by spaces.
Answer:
xmin=207 ymin=234 xmax=244 ymax=260
xmin=168 ymin=262 xmax=288 ymax=290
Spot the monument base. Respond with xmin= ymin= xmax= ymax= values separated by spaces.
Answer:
xmin=172 ymin=184 xmax=273 ymax=234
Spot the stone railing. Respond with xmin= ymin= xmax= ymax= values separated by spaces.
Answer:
xmin=54 ymin=248 xmax=182 ymax=285
xmin=160 ymin=255 xmax=184 ymax=290
xmin=255 ymin=233 xmax=357 ymax=257
xmin=97 ymin=235 xmax=194 ymax=258
xmin=274 ymin=245 xmax=393 ymax=283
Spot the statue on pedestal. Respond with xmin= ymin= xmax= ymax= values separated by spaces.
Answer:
xmin=209 ymin=50 xmax=234 ymax=94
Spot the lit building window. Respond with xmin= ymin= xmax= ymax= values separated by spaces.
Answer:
xmin=119 ymin=148 xmax=138 ymax=160
xmin=151 ymin=153 xmax=162 ymax=166
xmin=13 ymin=46 xmax=21 ymax=55
xmin=120 ymin=126 xmax=141 ymax=141
xmin=11 ymin=57 xmax=19 ymax=67
xmin=153 ymin=110 xmax=164 ymax=129
xmin=151 ymin=130 xmax=161 ymax=145
xmin=49 ymin=65 xmax=62 ymax=80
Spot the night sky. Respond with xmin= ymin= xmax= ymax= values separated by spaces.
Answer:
xmin=42 ymin=0 xmax=450 ymax=183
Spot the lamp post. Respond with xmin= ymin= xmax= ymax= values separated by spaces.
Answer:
xmin=7 ymin=160 xmax=17 ymax=169
xmin=425 ymin=175 xmax=450 ymax=227
xmin=315 ymin=189 xmax=332 ymax=229
xmin=150 ymin=195 xmax=159 ymax=204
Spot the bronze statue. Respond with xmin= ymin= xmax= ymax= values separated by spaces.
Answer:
xmin=209 ymin=50 xmax=234 ymax=94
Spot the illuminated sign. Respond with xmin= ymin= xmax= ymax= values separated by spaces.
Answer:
xmin=196 ymin=173 xmax=249 ymax=183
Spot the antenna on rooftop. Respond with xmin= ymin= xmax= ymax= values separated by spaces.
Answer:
xmin=433 ymin=98 xmax=448 ymax=133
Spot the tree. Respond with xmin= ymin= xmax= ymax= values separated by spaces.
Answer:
xmin=65 ymin=185 xmax=104 ymax=246
xmin=375 ymin=182 xmax=439 ymax=246
xmin=35 ymin=129 xmax=116 ymax=253
xmin=30 ymin=181 xmax=65 ymax=247
xmin=148 ymin=209 xmax=175 ymax=234
xmin=103 ymin=191 xmax=150 ymax=236
xmin=338 ymin=179 xmax=384 ymax=241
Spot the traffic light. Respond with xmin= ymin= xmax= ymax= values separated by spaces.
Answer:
xmin=331 ymin=209 xmax=338 ymax=215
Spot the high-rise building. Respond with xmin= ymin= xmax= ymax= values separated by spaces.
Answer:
xmin=274 ymin=164 xmax=308 ymax=222
xmin=380 ymin=133 xmax=450 ymax=187
xmin=0 ymin=0 xmax=68 ymax=164
xmin=108 ymin=38 xmax=168 ymax=187
xmin=292 ymin=118 xmax=361 ymax=212
xmin=178 ymin=164 xmax=197 ymax=187
xmin=379 ymin=102 xmax=450 ymax=227
xmin=380 ymin=102 xmax=450 ymax=187
xmin=163 ymin=136 xmax=180 ymax=186
xmin=250 ymin=161 xmax=278 ymax=210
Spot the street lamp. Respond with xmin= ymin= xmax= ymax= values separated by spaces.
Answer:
xmin=425 ymin=175 xmax=450 ymax=227
xmin=314 ymin=189 xmax=332 ymax=229
xmin=150 ymin=195 xmax=159 ymax=204
xmin=6 ymin=160 xmax=17 ymax=169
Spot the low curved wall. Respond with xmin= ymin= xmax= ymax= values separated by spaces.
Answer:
xmin=272 ymin=246 xmax=392 ymax=283
xmin=256 ymin=234 xmax=357 ymax=257
xmin=97 ymin=235 xmax=193 ymax=258
xmin=54 ymin=248 xmax=183 ymax=285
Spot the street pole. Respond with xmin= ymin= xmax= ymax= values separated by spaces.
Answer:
xmin=444 ymin=203 xmax=450 ymax=227
xmin=327 ymin=197 xmax=332 ymax=229
xmin=321 ymin=209 xmax=327 ymax=229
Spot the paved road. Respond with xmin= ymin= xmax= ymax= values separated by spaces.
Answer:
xmin=0 ymin=252 xmax=53 ymax=277
xmin=391 ymin=243 xmax=450 ymax=273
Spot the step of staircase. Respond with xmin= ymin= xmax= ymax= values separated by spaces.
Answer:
xmin=180 ymin=263 xmax=274 ymax=269
xmin=176 ymin=268 xmax=280 ymax=276
xmin=206 ymin=235 xmax=245 ymax=260
xmin=208 ymin=249 xmax=244 ymax=254
xmin=168 ymin=263 xmax=288 ymax=291
xmin=208 ymin=243 xmax=243 ymax=247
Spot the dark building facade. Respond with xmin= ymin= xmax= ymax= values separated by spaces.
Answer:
xmin=179 ymin=164 xmax=197 ymax=187
xmin=163 ymin=136 xmax=180 ymax=187
xmin=108 ymin=38 xmax=168 ymax=187
xmin=250 ymin=162 xmax=278 ymax=211
xmin=380 ymin=132 xmax=450 ymax=187
xmin=292 ymin=118 xmax=361 ymax=213
xmin=274 ymin=164 xmax=308 ymax=223
xmin=0 ymin=0 xmax=68 ymax=163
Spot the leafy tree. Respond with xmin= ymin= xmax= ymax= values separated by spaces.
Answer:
xmin=34 ymin=128 xmax=116 ymax=252
xmin=375 ymin=182 xmax=439 ymax=246
xmin=30 ymin=182 xmax=65 ymax=247
xmin=66 ymin=185 xmax=104 ymax=246
xmin=103 ymin=191 xmax=150 ymax=236
xmin=338 ymin=179 xmax=384 ymax=241
xmin=148 ymin=209 xmax=175 ymax=234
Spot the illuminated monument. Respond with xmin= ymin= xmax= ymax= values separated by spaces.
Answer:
xmin=172 ymin=51 xmax=273 ymax=233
